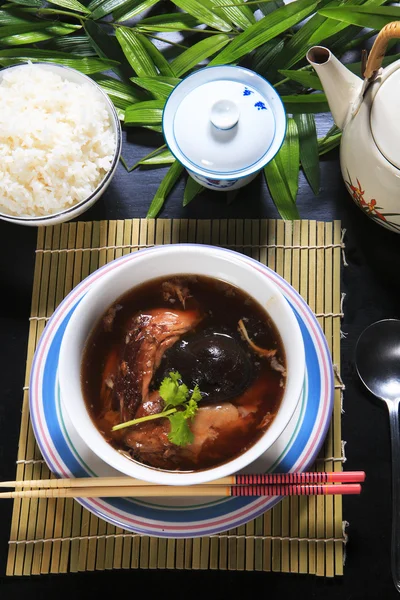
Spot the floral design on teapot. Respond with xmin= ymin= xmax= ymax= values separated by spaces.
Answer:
xmin=345 ymin=172 xmax=400 ymax=232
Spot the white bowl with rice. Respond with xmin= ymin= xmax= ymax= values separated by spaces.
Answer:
xmin=0 ymin=62 xmax=122 ymax=226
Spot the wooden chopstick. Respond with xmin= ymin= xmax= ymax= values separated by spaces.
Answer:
xmin=0 ymin=471 xmax=366 ymax=490
xmin=0 ymin=483 xmax=362 ymax=500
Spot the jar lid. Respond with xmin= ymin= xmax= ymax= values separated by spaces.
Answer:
xmin=162 ymin=66 xmax=286 ymax=179
xmin=371 ymin=70 xmax=400 ymax=169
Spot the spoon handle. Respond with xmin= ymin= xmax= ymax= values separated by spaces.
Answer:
xmin=388 ymin=398 xmax=400 ymax=592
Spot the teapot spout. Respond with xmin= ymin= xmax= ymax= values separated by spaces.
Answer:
xmin=307 ymin=46 xmax=363 ymax=129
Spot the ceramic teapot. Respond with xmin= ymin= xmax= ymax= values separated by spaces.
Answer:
xmin=307 ymin=22 xmax=400 ymax=234
xmin=162 ymin=65 xmax=286 ymax=191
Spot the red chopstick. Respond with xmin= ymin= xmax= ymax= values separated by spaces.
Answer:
xmin=230 ymin=483 xmax=362 ymax=497
xmin=232 ymin=471 xmax=365 ymax=485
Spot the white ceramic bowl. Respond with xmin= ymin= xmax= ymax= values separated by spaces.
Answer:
xmin=58 ymin=245 xmax=306 ymax=486
xmin=0 ymin=62 xmax=122 ymax=227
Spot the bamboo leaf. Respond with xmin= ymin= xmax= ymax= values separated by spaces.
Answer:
xmin=0 ymin=9 xmax=34 ymax=24
xmin=257 ymin=0 xmax=284 ymax=16
xmin=131 ymin=76 xmax=180 ymax=99
xmin=209 ymin=0 xmax=317 ymax=65
xmin=183 ymin=176 xmax=204 ymax=206
xmin=48 ymin=0 xmax=89 ymax=13
xmin=294 ymin=114 xmax=320 ymax=195
xmin=147 ymin=161 xmax=184 ymax=218
xmin=264 ymin=123 xmax=301 ymax=221
xmin=0 ymin=48 xmax=118 ymax=73
xmin=139 ymin=33 xmax=176 ymax=77
xmin=140 ymin=148 xmax=175 ymax=165
xmin=170 ymin=0 xmax=232 ymax=33
xmin=135 ymin=12 xmax=201 ymax=32
xmin=278 ymin=69 xmax=323 ymax=91
xmin=273 ymin=0 xmax=338 ymax=70
xmin=275 ymin=0 xmax=386 ymax=71
xmin=171 ymin=34 xmax=230 ymax=76
xmin=7 ymin=0 xmax=42 ymax=7
xmin=309 ymin=0 xmax=386 ymax=45
xmin=279 ymin=118 xmax=299 ymax=201
xmin=282 ymin=93 xmax=329 ymax=114
xmin=47 ymin=34 xmax=97 ymax=56
xmin=84 ymin=20 xmax=131 ymax=79
xmin=92 ymin=73 xmax=144 ymax=108
xmin=319 ymin=5 xmax=400 ymax=30
xmin=111 ymin=0 xmax=158 ymax=22
xmin=115 ymin=26 xmax=158 ymax=76
xmin=0 ymin=22 xmax=80 ymax=44
xmin=253 ymin=38 xmax=284 ymax=75
xmin=208 ymin=0 xmax=255 ymax=30
xmin=318 ymin=132 xmax=341 ymax=156
xmin=124 ymin=99 xmax=165 ymax=125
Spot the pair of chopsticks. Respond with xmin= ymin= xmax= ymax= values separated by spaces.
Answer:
xmin=0 ymin=471 xmax=365 ymax=499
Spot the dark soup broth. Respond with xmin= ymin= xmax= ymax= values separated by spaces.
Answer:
xmin=82 ymin=275 xmax=287 ymax=472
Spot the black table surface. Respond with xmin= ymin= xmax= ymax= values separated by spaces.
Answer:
xmin=1 ymin=119 xmax=400 ymax=600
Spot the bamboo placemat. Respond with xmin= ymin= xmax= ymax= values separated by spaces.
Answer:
xmin=6 ymin=218 xmax=346 ymax=578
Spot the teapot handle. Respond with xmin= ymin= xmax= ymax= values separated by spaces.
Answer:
xmin=364 ymin=21 xmax=400 ymax=80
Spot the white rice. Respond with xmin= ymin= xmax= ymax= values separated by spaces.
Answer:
xmin=0 ymin=64 xmax=116 ymax=218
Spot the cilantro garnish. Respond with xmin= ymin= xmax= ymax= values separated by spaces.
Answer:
xmin=111 ymin=371 xmax=202 ymax=447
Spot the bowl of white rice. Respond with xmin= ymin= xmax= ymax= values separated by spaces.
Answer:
xmin=0 ymin=62 xmax=122 ymax=226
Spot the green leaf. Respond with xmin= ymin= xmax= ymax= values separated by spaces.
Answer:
xmin=0 ymin=9 xmax=34 ymax=24
xmin=278 ymin=69 xmax=323 ymax=91
xmin=253 ymin=38 xmax=284 ymax=75
xmin=183 ymin=176 xmax=204 ymax=206
xmin=273 ymin=0 xmax=337 ymax=71
xmin=171 ymin=34 xmax=230 ymax=76
xmin=92 ymin=73 xmax=143 ymax=108
xmin=257 ymin=0 xmax=284 ymax=16
xmin=115 ymin=26 xmax=158 ymax=76
xmin=264 ymin=160 xmax=300 ymax=221
xmin=318 ymin=132 xmax=341 ymax=156
xmin=310 ymin=0 xmax=386 ymax=45
xmin=280 ymin=118 xmax=299 ymax=201
xmin=294 ymin=114 xmax=320 ymax=195
xmin=139 ymin=148 xmax=175 ymax=165
xmin=209 ymin=0 xmax=317 ymax=65
xmin=0 ymin=22 xmax=80 ymax=45
xmin=208 ymin=0 xmax=255 ymax=30
xmin=135 ymin=12 xmax=201 ymax=32
xmin=0 ymin=48 xmax=118 ymax=73
xmin=111 ymin=0 xmax=158 ymax=22
xmin=7 ymin=0 xmax=42 ymax=7
xmin=47 ymin=34 xmax=97 ymax=56
xmin=124 ymin=99 xmax=165 ymax=125
xmin=281 ymin=93 xmax=329 ymax=114
xmin=85 ymin=20 xmax=130 ymax=79
xmin=318 ymin=5 xmax=399 ymax=31
xmin=131 ymin=76 xmax=180 ymax=99
xmin=264 ymin=121 xmax=301 ymax=221
xmin=170 ymin=0 xmax=232 ymax=33
xmin=139 ymin=33 xmax=176 ymax=77
xmin=146 ymin=161 xmax=184 ymax=218
xmin=48 ymin=0 xmax=89 ymax=13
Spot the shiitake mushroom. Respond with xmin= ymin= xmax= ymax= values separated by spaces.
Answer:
xmin=153 ymin=328 xmax=257 ymax=402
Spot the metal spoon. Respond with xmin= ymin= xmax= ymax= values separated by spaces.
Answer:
xmin=355 ymin=319 xmax=400 ymax=593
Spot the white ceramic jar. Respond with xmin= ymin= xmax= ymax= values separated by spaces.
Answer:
xmin=162 ymin=66 xmax=287 ymax=191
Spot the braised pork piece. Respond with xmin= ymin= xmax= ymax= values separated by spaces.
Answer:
xmin=82 ymin=275 xmax=287 ymax=471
